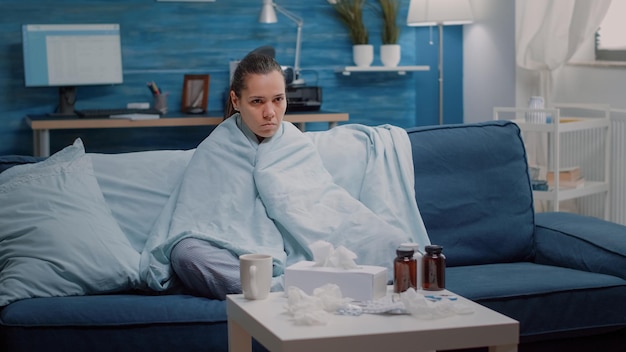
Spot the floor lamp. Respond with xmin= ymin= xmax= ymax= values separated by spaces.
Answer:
xmin=259 ymin=0 xmax=305 ymax=86
xmin=407 ymin=0 xmax=473 ymax=125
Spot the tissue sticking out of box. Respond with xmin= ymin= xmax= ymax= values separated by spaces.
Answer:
xmin=309 ymin=240 xmax=358 ymax=269
xmin=284 ymin=261 xmax=388 ymax=301
xmin=284 ymin=241 xmax=387 ymax=301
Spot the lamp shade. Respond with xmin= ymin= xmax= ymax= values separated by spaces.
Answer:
xmin=259 ymin=0 xmax=277 ymax=24
xmin=407 ymin=0 xmax=474 ymax=26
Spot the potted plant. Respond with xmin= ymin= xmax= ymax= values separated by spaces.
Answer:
xmin=328 ymin=0 xmax=373 ymax=67
xmin=377 ymin=0 xmax=401 ymax=67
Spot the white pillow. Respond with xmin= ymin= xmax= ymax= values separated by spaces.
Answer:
xmin=0 ymin=139 xmax=141 ymax=306
xmin=90 ymin=149 xmax=195 ymax=252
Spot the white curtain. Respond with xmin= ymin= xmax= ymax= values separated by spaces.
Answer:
xmin=515 ymin=0 xmax=611 ymax=104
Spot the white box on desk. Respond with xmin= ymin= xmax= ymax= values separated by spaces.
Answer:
xmin=284 ymin=261 xmax=388 ymax=301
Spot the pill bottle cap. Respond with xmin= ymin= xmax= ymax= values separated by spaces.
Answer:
xmin=425 ymin=245 xmax=443 ymax=254
xmin=396 ymin=248 xmax=415 ymax=258
xmin=400 ymin=242 xmax=419 ymax=250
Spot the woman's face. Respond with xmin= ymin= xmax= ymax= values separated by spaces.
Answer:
xmin=230 ymin=70 xmax=286 ymax=140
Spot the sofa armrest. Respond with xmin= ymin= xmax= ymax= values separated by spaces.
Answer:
xmin=534 ymin=212 xmax=626 ymax=280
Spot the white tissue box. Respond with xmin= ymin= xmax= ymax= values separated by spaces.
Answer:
xmin=284 ymin=261 xmax=388 ymax=301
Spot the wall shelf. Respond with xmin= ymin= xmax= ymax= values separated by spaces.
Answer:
xmin=338 ymin=65 xmax=430 ymax=76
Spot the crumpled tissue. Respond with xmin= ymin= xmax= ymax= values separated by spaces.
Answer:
xmin=309 ymin=240 xmax=358 ymax=269
xmin=285 ymin=284 xmax=352 ymax=325
xmin=398 ymin=288 xmax=475 ymax=319
xmin=284 ymin=285 xmax=475 ymax=326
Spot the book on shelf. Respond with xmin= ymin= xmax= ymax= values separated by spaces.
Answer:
xmin=548 ymin=176 xmax=585 ymax=189
xmin=547 ymin=166 xmax=581 ymax=184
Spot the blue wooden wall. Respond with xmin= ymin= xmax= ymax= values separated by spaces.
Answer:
xmin=0 ymin=0 xmax=464 ymax=155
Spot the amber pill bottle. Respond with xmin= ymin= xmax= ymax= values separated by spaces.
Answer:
xmin=422 ymin=245 xmax=446 ymax=291
xmin=394 ymin=247 xmax=417 ymax=293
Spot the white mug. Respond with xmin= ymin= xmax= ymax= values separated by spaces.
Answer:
xmin=239 ymin=254 xmax=272 ymax=300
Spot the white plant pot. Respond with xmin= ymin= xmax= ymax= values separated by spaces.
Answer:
xmin=353 ymin=44 xmax=374 ymax=67
xmin=380 ymin=44 xmax=401 ymax=67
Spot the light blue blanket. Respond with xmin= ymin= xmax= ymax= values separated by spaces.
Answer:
xmin=140 ymin=115 xmax=429 ymax=291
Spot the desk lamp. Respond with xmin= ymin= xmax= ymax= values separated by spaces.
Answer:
xmin=259 ymin=0 xmax=305 ymax=86
xmin=407 ymin=0 xmax=473 ymax=125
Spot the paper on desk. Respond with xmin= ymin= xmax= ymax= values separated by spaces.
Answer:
xmin=109 ymin=113 xmax=160 ymax=120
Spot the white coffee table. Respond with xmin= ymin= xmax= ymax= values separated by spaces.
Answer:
xmin=226 ymin=288 xmax=519 ymax=352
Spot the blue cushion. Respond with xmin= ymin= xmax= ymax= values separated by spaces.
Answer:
xmin=0 ymin=294 xmax=261 ymax=352
xmin=406 ymin=121 xmax=535 ymax=266
xmin=447 ymin=263 xmax=626 ymax=337
xmin=0 ymin=294 xmax=226 ymax=326
xmin=0 ymin=324 xmax=229 ymax=352
xmin=535 ymin=212 xmax=626 ymax=280
xmin=0 ymin=139 xmax=141 ymax=306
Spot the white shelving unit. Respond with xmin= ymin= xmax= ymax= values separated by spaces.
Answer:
xmin=338 ymin=65 xmax=430 ymax=76
xmin=494 ymin=104 xmax=611 ymax=219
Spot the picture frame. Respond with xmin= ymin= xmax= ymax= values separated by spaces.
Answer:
xmin=182 ymin=74 xmax=210 ymax=114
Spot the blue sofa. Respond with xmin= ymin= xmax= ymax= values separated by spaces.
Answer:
xmin=1 ymin=120 xmax=625 ymax=351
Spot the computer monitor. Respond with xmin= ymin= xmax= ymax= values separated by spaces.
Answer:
xmin=22 ymin=24 xmax=123 ymax=116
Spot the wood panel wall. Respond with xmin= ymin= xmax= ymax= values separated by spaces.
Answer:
xmin=0 ymin=0 xmax=464 ymax=155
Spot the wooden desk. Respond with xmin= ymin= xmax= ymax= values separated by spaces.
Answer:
xmin=26 ymin=111 xmax=349 ymax=157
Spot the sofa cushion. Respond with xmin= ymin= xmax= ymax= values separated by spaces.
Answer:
xmin=535 ymin=212 xmax=626 ymax=280
xmin=0 ymin=294 xmax=226 ymax=326
xmin=0 ymin=294 xmax=233 ymax=352
xmin=0 ymin=150 xmax=196 ymax=254
xmin=447 ymin=263 xmax=626 ymax=338
xmin=90 ymin=150 xmax=195 ymax=252
xmin=0 ymin=139 xmax=141 ymax=306
xmin=406 ymin=121 xmax=535 ymax=266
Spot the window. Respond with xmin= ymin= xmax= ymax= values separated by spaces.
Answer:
xmin=596 ymin=0 xmax=626 ymax=61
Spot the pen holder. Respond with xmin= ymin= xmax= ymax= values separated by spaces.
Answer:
xmin=153 ymin=93 xmax=169 ymax=114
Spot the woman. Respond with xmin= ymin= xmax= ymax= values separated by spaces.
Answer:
xmin=169 ymin=52 xmax=288 ymax=299
xmin=142 ymin=51 xmax=419 ymax=300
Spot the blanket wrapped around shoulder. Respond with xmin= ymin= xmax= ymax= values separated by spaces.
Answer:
xmin=140 ymin=116 xmax=429 ymax=291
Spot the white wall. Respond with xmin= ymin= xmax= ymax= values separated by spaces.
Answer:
xmin=464 ymin=0 xmax=516 ymax=123
xmin=553 ymin=63 xmax=626 ymax=109
xmin=466 ymin=0 xmax=626 ymax=117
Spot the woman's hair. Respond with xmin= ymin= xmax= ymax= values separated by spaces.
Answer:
xmin=224 ymin=52 xmax=285 ymax=118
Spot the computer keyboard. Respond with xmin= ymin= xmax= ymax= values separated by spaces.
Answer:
xmin=75 ymin=108 xmax=162 ymax=118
